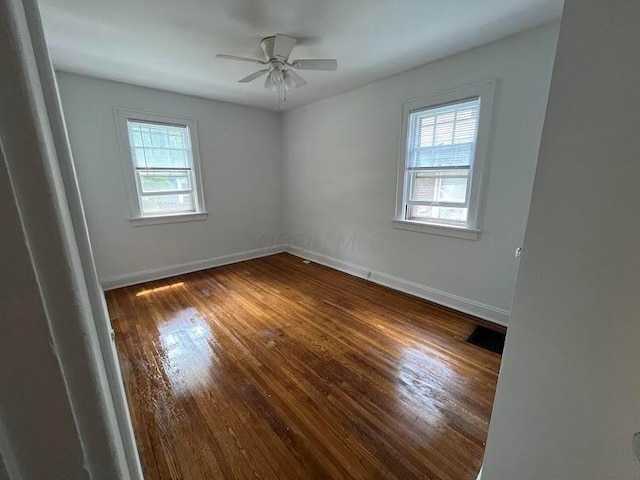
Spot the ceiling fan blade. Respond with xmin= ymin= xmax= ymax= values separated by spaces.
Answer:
xmin=216 ymin=54 xmax=265 ymax=65
xmin=285 ymin=69 xmax=307 ymax=88
xmin=290 ymin=59 xmax=338 ymax=71
xmin=238 ymin=69 xmax=269 ymax=83
xmin=273 ymin=34 xmax=297 ymax=60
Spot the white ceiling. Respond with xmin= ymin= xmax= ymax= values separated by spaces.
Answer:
xmin=38 ymin=0 xmax=563 ymax=111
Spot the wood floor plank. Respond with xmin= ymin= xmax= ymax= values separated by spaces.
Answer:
xmin=106 ymin=253 xmax=503 ymax=480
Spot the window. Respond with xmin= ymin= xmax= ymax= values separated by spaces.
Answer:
xmin=115 ymin=110 xmax=206 ymax=225
xmin=394 ymin=80 xmax=495 ymax=239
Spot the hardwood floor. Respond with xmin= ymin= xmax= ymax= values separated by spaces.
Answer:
xmin=106 ymin=253 xmax=503 ymax=480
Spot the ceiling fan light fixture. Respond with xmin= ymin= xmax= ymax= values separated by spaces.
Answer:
xmin=264 ymin=74 xmax=276 ymax=91
xmin=271 ymin=68 xmax=284 ymax=85
xmin=217 ymin=33 xmax=338 ymax=100
xmin=264 ymin=68 xmax=284 ymax=91
xmin=283 ymin=71 xmax=295 ymax=90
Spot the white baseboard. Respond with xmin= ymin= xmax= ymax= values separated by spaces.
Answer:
xmin=101 ymin=244 xmax=287 ymax=290
xmin=286 ymin=245 xmax=510 ymax=327
xmin=101 ymin=244 xmax=510 ymax=327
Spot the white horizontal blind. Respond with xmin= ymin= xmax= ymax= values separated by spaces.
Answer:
xmin=404 ymin=98 xmax=480 ymax=226
xmin=127 ymin=120 xmax=198 ymax=216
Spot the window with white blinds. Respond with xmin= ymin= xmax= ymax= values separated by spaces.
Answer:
xmin=404 ymin=98 xmax=479 ymax=226
xmin=116 ymin=110 xmax=206 ymax=224
xmin=127 ymin=120 xmax=198 ymax=216
xmin=395 ymin=81 xmax=495 ymax=236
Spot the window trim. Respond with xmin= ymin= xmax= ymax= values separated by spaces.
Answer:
xmin=393 ymin=79 xmax=496 ymax=239
xmin=114 ymin=108 xmax=207 ymax=225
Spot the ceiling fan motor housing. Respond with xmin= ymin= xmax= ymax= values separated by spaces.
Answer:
xmin=260 ymin=36 xmax=276 ymax=61
xmin=261 ymin=34 xmax=297 ymax=62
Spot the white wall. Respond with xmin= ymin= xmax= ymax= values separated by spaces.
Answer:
xmin=56 ymin=72 xmax=284 ymax=286
xmin=282 ymin=24 xmax=559 ymax=324
xmin=57 ymin=24 xmax=559 ymax=322
xmin=482 ymin=0 xmax=640 ymax=477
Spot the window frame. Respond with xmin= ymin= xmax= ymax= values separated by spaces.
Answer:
xmin=393 ymin=80 xmax=496 ymax=240
xmin=114 ymin=108 xmax=207 ymax=226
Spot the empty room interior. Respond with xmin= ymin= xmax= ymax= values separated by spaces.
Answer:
xmin=2 ymin=0 xmax=640 ymax=479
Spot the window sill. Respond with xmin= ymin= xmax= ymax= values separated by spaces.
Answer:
xmin=391 ymin=219 xmax=481 ymax=240
xmin=129 ymin=212 xmax=208 ymax=227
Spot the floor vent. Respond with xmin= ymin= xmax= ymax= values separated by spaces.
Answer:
xmin=467 ymin=326 xmax=506 ymax=354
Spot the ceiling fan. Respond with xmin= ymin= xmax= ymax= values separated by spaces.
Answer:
xmin=216 ymin=34 xmax=337 ymax=93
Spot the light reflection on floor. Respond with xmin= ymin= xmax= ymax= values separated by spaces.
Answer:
xmin=156 ymin=307 xmax=214 ymax=397
xmin=136 ymin=281 xmax=185 ymax=297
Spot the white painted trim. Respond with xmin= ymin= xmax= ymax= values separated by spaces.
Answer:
xmin=102 ymin=243 xmax=509 ymax=325
xmin=12 ymin=0 xmax=140 ymax=477
xmin=395 ymin=79 xmax=497 ymax=232
xmin=113 ymin=107 xmax=207 ymax=220
xmin=101 ymin=245 xmax=286 ymax=290
xmin=286 ymin=245 xmax=510 ymax=327
xmin=476 ymin=467 xmax=483 ymax=480
xmin=129 ymin=211 xmax=208 ymax=226
xmin=391 ymin=219 xmax=481 ymax=240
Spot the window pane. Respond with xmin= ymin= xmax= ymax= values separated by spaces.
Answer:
xmin=169 ymin=135 xmax=184 ymax=149
xmin=140 ymin=194 xmax=194 ymax=215
xmin=413 ymin=143 xmax=474 ymax=168
xmin=439 ymin=177 xmax=467 ymax=203
xmin=127 ymin=120 xmax=191 ymax=169
xmin=409 ymin=205 xmax=468 ymax=226
xmin=454 ymin=117 xmax=476 ymax=144
xmin=410 ymin=170 xmax=469 ymax=204
xmin=134 ymin=147 xmax=146 ymax=164
xmin=403 ymin=95 xmax=485 ymax=227
xmin=136 ymin=147 xmax=189 ymax=169
xmin=131 ymin=130 xmax=143 ymax=147
xmin=408 ymin=98 xmax=480 ymax=169
xmin=411 ymin=175 xmax=437 ymax=202
xmin=151 ymin=132 xmax=169 ymax=147
xmin=434 ymin=112 xmax=455 ymax=145
xmin=418 ymin=117 xmax=435 ymax=147
xmin=138 ymin=170 xmax=192 ymax=193
xmin=169 ymin=149 xmax=187 ymax=164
